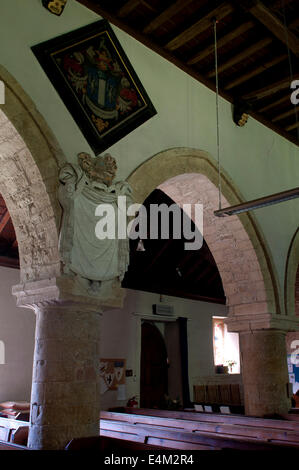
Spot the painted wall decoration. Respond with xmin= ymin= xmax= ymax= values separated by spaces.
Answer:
xmin=32 ymin=20 xmax=157 ymax=155
xmin=42 ymin=0 xmax=68 ymax=16
xmin=99 ymin=358 xmax=126 ymax=393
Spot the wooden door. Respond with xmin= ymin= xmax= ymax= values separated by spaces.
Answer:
xmin=140 ymin=322 xmax=168 ymax=409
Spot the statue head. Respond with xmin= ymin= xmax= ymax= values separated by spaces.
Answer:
xmin=78 ymin=152 xmax=117 ymax=186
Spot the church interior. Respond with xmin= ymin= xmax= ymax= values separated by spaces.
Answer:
xmin=0 ymin=0 xmax=298 ymax=453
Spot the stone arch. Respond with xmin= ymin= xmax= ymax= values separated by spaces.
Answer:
xmin=127 ymin=147 xmax=280 ymax=319
xmin=285 ymin=227 xmax=299 ymax=317
xmin=0 ymin=66 xmax=64 ymax=283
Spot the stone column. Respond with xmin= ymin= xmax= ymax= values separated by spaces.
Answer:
xmin=226 ymin=307 xmax=299 ymax=418
xmin=13 ymin=276 xmax=125 ymax=450
xmin=239 ymin=329 xmax=290 ymax=417
xmin=28 ymin=303 xmax=101 ymax=450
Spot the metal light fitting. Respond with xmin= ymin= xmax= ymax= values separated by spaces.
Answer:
xmin=214 ymin=187 xmax=299 ymax=217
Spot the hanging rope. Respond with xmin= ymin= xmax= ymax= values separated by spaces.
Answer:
xmin=213 ymin=18 xmax=222 ymax=211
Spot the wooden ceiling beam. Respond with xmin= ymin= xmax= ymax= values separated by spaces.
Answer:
xmin=187 ymin=21 xmax=254 ymax=65
xmin=165 ymin=2 xmax=234 ymax=51
xmin=243 ymin=75 xmax=298 ymax=101
xmin=258 ymin=93 xmax=291 ymax=112
xmin=0 ymin=210 xmax=10 ymax=234
xmin=143 ymin=0 xmax=194 ymax=35
xmin=143 ymin=239 xmax=173 ymax=273
xmin=117 ymin=0 xmax=141 ymax=18
xmin=272 ymin=107 xmax=298 ymax=122
xmin=183 ymin=258 xmax=206 ymax=280
xmin=193 ymin=265 xmax=215 ymax=283
xmin=290 ymin=18 xmax=299 ymax=30
xmin=272 ymin=0 xmax=297 ymax=8
xmin=286 ymin=121 xmax=299 ymax=131
xmin=208 ymin=37 xmax=272 ymax=78
xmin=224 ymin=54 xmax=287 ymax=90
xmin=75 ymin=0 xmax=299 ymax=146
xmin=247 ymin=0 xmax=299 ymax=57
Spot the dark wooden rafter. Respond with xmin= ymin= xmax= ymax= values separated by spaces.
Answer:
xmin=290 ymin=17 xmax=299 ymax=30
xmin=75 ymin=1 xmax=299 ymax=145
xmin=117 ymin=0 xmax=141 ymax=18
xmin=224 ymin=54 xmax=287 ymax=90
xmin=207 ymin=37 xmax=273 ymax=78
xmin=272 ymin=107 xmax=298 ymax=122
xmin=0 ymin=210 xmax=10 ymax=234
xmin=143 ymin=239 xmax=173 ymax=273
xmin=194 ymin=265 xmax=215 ymax=283
xmin=246 ymin=0 xmax=299 ymax=57
xmin=286 ymin=121 xmax=299 ymax=131
xmin=182 ymin=258 xmax=206 ymax=280
xmin=272 ymin=0 xmax=297 ymax=9
xmin=243 ymin=75 xmax=299 ymax=101
xmin=258 ymin=93 xmax=291 ymax=112
xmin=187 ymin=21 xmax=255 ymax=65
xmin=143 ymin=0 xmax=194 ymax=35
xmin=165 ymin=2 xmax=234 ymax=51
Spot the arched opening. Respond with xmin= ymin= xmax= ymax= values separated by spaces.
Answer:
xmin=127 ymin=148 xmax=292 ymax=417
xmin=123 ymin=188 xmax=225 ymax=304
xmin=127 ymin=148 xmax=278 ymax=318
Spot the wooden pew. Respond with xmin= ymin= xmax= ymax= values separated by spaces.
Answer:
xmin=0 ymin=417 xmax=29 ymax=445
xmin=99 ymin=418 xmax=297 ymax=450
xmin=65 ymin=435 xmax=166 ymax=451
xmin=101 ymin=411 xmax=299 ymax=445
xmin=101 ymin=410 xmax=299 ymax=448
xmin=0 ymin=440 xmax=28 ymax=450
xmin=118 ymin=407 xmax=299 ymax=432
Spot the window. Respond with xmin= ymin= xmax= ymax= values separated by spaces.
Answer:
xmin=213 ymin=318 xmax=240 ymax=374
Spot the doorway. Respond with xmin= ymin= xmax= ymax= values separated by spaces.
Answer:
xmin=140 ymin=321 xmax=168 ymax=408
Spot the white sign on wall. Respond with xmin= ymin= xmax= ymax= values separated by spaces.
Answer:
xmin=0 ymin=340 xmax=5 ymax=364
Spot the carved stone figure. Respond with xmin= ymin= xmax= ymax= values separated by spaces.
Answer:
xmin=58 ymin=152 xmax=132 ymax=296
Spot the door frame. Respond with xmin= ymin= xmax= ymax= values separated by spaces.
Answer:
xmin=132 ymin=312 xmax=177 ymax=407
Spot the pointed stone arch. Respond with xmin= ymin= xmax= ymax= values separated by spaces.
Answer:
xmin=127 ymin=147 xmax=281 ymax=325
xmin=0 ymin=66 xmax=64 ymax=282
xmin=285 ymin=227 xmax=299 ymax=317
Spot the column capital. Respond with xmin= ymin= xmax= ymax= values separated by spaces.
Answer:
xmin=226 ymin=304 xmax=299 ymax=333
xmin=12 ymin=275 xmax=125 ymax=312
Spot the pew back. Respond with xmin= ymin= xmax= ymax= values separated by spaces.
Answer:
xmin=100 ymin=418 xmax=297 ymax=450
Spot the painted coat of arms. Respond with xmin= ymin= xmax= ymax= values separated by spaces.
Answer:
xmin=32 ymin=20 xmax=156 ymax=154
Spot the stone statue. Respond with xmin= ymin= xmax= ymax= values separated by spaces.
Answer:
xmin=58 ymin=152 xmax=132 ymax=296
